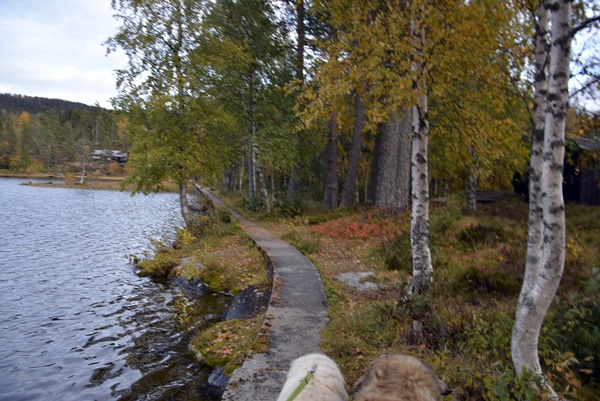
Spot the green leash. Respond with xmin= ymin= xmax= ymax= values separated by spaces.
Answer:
xmin=285 ymin=368 xmax=316 ymax=401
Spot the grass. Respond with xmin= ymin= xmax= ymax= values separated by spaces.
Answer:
xmin=137 ymin=205 xmax=267 ymax=295
xmin=232 ymin=194 xmax=600 ymax=400
xmin=189 ymin=315 xmax=269 ymax=376
xmin=135 ymin=194 xmax=270 ymax=376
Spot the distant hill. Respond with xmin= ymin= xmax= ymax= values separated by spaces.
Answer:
xmin=0 ymin=93 xmax=103 ymax=115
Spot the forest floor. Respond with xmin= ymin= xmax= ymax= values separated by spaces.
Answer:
xmin=217 ymin=191 xmax=600 ymax=401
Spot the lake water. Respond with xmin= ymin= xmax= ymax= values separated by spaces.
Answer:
xmin=0 ymin=178 xmax=229 ymax=401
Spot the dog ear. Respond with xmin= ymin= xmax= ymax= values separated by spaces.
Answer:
xmin=440 ymin=385 xmax=453 ymax=396
xmin=419 ymin=359 xmax=452 ymax=397
xmin=351 ymin=372 xmax=367 ymax=394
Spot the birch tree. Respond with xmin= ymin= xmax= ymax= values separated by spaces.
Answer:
xmin=409 ymin=0 xmax=433 ymax=293
xmin=512 ymin=0 xmax=600 ymax=394
xmin=202 ymin=0 xmax=290 ymax=209
xmin=106 ymin=0 xmax=207 ymax=224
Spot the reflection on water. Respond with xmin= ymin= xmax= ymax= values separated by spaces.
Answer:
xmin=0 ymin=178 xmax=229 ymax=401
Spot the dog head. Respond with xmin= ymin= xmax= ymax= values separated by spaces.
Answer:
xmin=351 ymin=354 xmax=451 ymax=401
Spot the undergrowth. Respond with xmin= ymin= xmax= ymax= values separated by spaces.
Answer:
xmin=211 ymin=190 xmax=600 ymax=397
xmin=138 ymin=193 xmax=270 ymax=379
xmin=189 ymin=314 xmax=268 ymax=376
xmin=308 ymin=197 xmax=600 ymax=400
xmin=136 ymin=194 xmax=266 ymax=295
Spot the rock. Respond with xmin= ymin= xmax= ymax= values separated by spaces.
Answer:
xmin=225 ymin=285 xmax=269 ymax=320
xmin=337 ymin=272 xmax=388 ymax=291
xmin=208 ymin=366 xmax=229 ymax=388
xmin=198 ymin=366 xmax=229 ymax=398
xmin=169 ymin=276 xmax=211 ymax=295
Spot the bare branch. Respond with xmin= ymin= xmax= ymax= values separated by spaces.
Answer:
xmin=571 ymin=15 xmax=600 ymax=37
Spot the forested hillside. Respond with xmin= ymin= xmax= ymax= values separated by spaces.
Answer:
xmin=0 ymin=93 xmax=127 ymax=173
xmin=0 ymin=93 xmax=97 ymax=115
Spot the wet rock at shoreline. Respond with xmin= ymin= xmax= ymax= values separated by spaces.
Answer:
xmin=225 ymin=285 xmax=269 ymax=320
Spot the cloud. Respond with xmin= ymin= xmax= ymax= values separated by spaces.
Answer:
xmin=0 ymin=0 xmax=127 ymax=108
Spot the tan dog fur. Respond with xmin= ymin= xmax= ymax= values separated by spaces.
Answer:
xmin=352 ymin=354 xmax=450 ymax=401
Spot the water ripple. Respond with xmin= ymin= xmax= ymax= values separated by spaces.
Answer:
xmin=0 ymin=178 xmax=229 ymax=401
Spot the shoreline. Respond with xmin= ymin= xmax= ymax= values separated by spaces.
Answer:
xmin=0 ymin=173 xmax=179 ymax=192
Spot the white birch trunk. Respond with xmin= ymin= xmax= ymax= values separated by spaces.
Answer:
xmin=409 ymin=8 xmax=433 ymax=294
xmin=512 ymin=0 xmax=571 ymax=396
xmin=253 ymin=141 xmax=271 ymax=210
xmin=519 ymin=0 xmax=550 ymax=301
xmin=466 ymin=147 xmax=479 ymax=212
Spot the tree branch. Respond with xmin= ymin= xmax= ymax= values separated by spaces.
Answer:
xmin=571 ymin=15 xmax=600 ymax=37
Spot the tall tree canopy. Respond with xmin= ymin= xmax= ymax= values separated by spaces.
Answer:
xmin=107 ymin=0 xmax=214 ymax=223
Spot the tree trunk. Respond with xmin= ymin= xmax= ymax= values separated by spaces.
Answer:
xmin=286 ymin=0 xmax=305 ymax=200
xmin=239 ymin=154 xmax=244 ymax=192
xmin=512 ymin=0 xmax=570 ymax=397
xmin=466 ymin=169 xmax=478 ymax=212
xmin=248 ymin=137 xmax=255 ymax=198
xmin=375 ymin=112 xmax=401 ymax=209
xmin=179 ymin=182 xmax=191 ymax=226
xmin=324 ymin=110 xmax=339 ymax=209
xmin=341 ymin=93 xmax=365 ymax=208
xmin=394 ymin=108 xmax=412 ymax=213
xmin=466 ymin=147 xmax=479 ymax=212
xmin=409 ymin=8 xmax=433 ymax=295
xmin=367 ymin=131 xmax=382 ymax=203
xmin=516 ymin=0 xmax=550 ymax=304
xmin=248 ymin=69 xmax=257 ymax=201
xmin=254 ymin=141 xmax=271 ymax=210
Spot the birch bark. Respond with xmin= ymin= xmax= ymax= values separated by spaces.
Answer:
xmin=518 ymin=0 xmax=550 ymax=302
xmin=466 ymin=147 xmax=479 ymax=212
xmin=512 ymin=0 xmax=571 ymax=396
xmin=409 ymin=5 xmax=433 ymax=294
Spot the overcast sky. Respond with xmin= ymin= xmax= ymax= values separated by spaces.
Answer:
xmin=0 ymin=0 xmax=127 ymax=108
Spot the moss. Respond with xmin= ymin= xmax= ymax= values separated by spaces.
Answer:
xmin=189 ymin=315 xmax=266 ymax=376
xmin=137 ymin=249 xmax=181 ymax=277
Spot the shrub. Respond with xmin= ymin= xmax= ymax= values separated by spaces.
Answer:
xmin=194 ymin=194 xmax=216 ymax=215
xmin=378 ymin=233 xmax=412 ymax=273
xmin=430 ymin=201 xmax=462 ymax=242
xmin=282 ymin=227 xmax=321 ymax=255
xmin=550 ymin=268 xmax=600 ymax=382
xmin=452 ymin=265 xmax=520 ymax=296
xmin=200 ymin=258 xmax=239 ymax=294
xmin=187 ymin=215 xmax=212 ymax=238
xmin=217 ymin=207 xmax=232 ymax=223
xmin=274 ymin=196 xmax=303 ymax=218
xmin=137 ymin=248 xmax=180 ymax=277
xmin=457 ymin=223 xmax=506 ymax=250
xmin=173 ymin=227 xmax=197 ymax=250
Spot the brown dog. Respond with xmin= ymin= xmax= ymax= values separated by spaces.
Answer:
xmin=352 ymin=354 xmax=451 ymax=401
